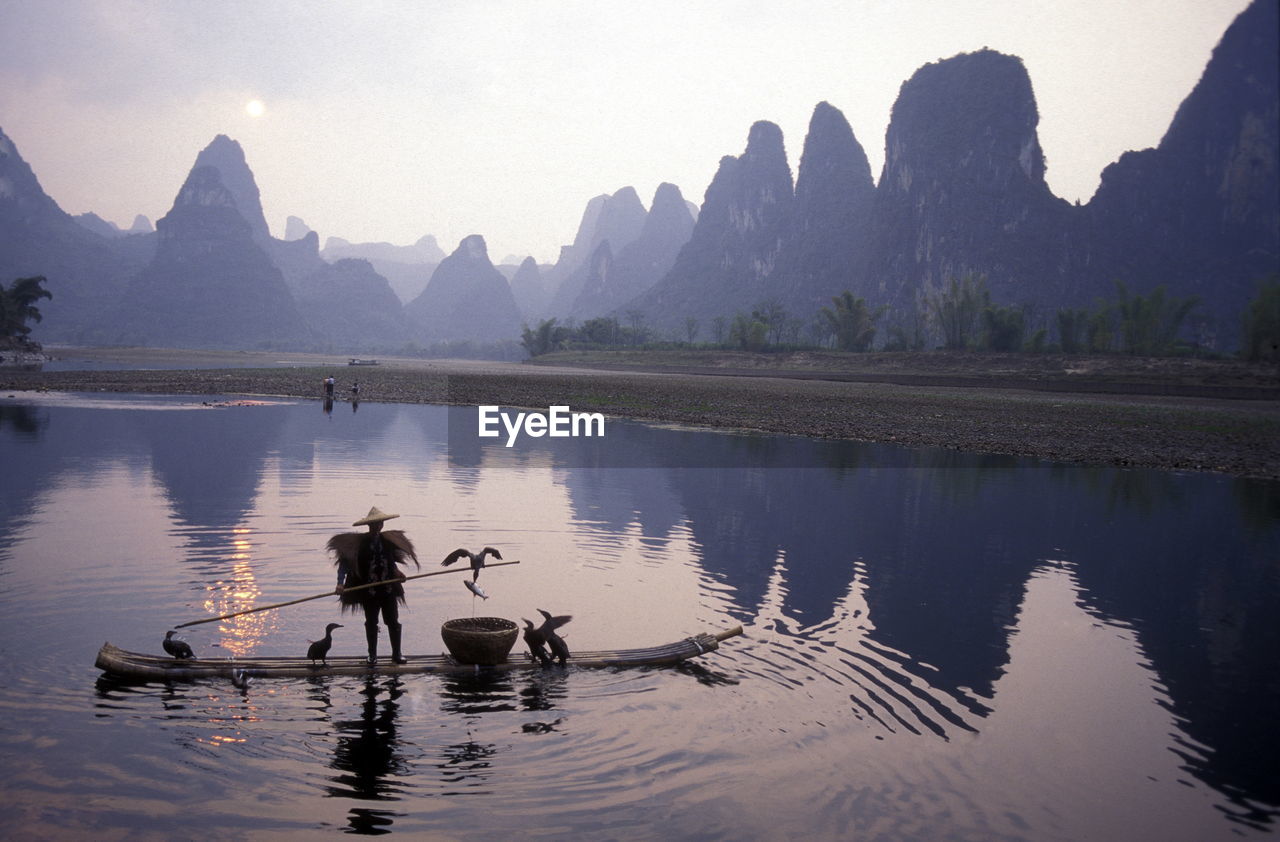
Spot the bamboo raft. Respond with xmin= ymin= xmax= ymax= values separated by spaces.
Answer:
xmin=95 ymin=625 xmax=744 ymax=681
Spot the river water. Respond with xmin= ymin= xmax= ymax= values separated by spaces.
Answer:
xmin=1 ymin=392 xmax=1276 ymax=840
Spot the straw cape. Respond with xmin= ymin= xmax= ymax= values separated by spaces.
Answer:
xmin=329 ymin=507 xmax=418 ymax=610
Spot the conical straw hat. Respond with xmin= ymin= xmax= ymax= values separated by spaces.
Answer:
xmin=353 ymin=506 xmax=399 ymax=526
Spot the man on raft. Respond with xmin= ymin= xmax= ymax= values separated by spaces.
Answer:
xmin=327 ymin=507 xmax=419 ymax=664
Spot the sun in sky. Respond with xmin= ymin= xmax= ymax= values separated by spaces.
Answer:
xmin=245 ymin=99 xmax=265 ymax=118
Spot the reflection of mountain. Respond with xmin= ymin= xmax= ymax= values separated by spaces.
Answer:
xmin=1062 ymin=471 xmax=1280 ymax=825
xmin=134 ymin=406 xmax=292 ymax=555
xmin=559 ymin=468 xmax=683 ymax=554
xmin=546 ymin=430 xmax=1279 ymax=821
xmin=0 ymin=405 xmax=143 ymax=560
xmin=0 ymin=398 xmax=421 ymax=569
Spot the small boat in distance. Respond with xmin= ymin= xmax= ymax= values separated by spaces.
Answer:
xmin=95 ymin=625 xmax=744 ymax=681
xmin=347 ymin=358 xmax=379 ymax=366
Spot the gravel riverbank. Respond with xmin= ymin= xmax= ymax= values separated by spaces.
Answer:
xmin=3 ymin=350 xmax=1279 ymax=479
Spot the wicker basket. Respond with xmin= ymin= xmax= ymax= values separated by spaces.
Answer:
xmin=441 ymin=617 xmax=519 ymax=665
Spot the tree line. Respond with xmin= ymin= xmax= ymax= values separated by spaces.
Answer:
xmin=8 ymin=270 xmax=1276 ymax=362
xmin=523 ymin=273 xmax=1280 ymax=361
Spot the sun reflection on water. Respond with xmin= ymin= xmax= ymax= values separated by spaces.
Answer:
xmin=200 ymin=527 xmax=276 ymax=657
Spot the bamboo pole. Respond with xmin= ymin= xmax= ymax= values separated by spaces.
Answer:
xmin=713 ymin=624 xmax=744 ymax=642
xmin=174 ymin=560 xmax=521 ymax=629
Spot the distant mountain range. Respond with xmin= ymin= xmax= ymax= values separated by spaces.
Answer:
xmin=633 ymin=0 xmax=1277 ymax=347
xmin=1 ymin=0 xmax=1274 ymax=352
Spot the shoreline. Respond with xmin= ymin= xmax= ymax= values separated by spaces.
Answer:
xmin=4 ymin=348 xmax=1279 ymax=479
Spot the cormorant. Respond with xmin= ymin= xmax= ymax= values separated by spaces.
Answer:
xmin=523 ymin=610 xmax=571 ymax=666
xmin=522 ymin=618 xmax=551 ymax=666
xmin=307 ymin=622 xmax=343 ymax=666
xmin=441 ymin=546 xmax=502 ymax=581
xmin=162 ymin=630 xmax=194 ymax=659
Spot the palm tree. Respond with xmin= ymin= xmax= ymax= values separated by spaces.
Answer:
xmin=1113 ymin=280 xmax=1198 ymax=355
xmin=930 ymin=273 xmax=988 ymax=350
xmin=1 ymin=276 xmax=52 ymax=342
xmin=821 ymin=291 xmax=882 ymax=351
xmin=520 ymin=318 xmax=569 ymax=357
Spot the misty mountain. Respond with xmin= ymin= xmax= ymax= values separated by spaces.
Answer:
xmin=184 ymin=136 xmax=331 ymax=291
xmin=284 ymin=215 xmax=314 ymax=241
xmin=193 ymin=134 xmax=273 ymax=243
xmin=569 ymin=181 xmax=696 ymax=321
xmin=507 ymin=256 xmax=548 ymax=321
xmin=113 ymin=164 xmax=310 ymax=348
xmin=4 ymin=0 xmax=1275 ymax=354
xmin=73 ymin=212 xmax=126 ymax=238
xmin=322 ymin=233 xmax=445 ymax=265
xmin=0 ymin=125 xmax=145 ymax=342
xmin=72 ymin=212 xmax=154 ymax=238
xmin=267 ymin=230 xmax=327 ymax=293
xmin=622 ymin=0 xmax=1276 ymax=348
xmin=293 ymin=257 xmax=415 ymax=349
xmin=543 ymin=186 xmax=649 ymax=319
xmin=627 ymin=120 xmax=794 ymax=331
xmin=321 ymin=234 xmax=444 ymax=303
xmin=403 ymin=234 xmax=522 ymax=343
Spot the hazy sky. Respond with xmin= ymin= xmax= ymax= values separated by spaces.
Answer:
xmin=0 ymin=0 xmax=1253 ymax=264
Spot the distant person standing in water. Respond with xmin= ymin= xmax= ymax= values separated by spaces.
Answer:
xmin=351 ymin=381 xmax=360 ymax=398
xmin=327 ymin=507 xmax=419 ymax=664
xmin=324 ymin=375 xmax=335 ymax=398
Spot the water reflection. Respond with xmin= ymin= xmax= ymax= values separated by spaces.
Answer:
xmin=134 ymin=405 xmax=290 ymax=557
xmin=202 ymin=531 xmax=269 ymax=657
xmin=2 ymin=393 xmax=1278 ymax=833
xmin=329 ymin=677 xmax=409 ymax=834
xmin=0 ymin=402 xmax=46 ymax=436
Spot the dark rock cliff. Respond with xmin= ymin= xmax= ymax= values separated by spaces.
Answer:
xmin=1085 ymin=0 xmax=1279 ymax=345
xmin=630 ymin=121 xmax=794 ymax=331
xmin=866 ymin=49 xmax=1079 ymax=320
xmin=776 ymin=101 xmax=877 ymax=317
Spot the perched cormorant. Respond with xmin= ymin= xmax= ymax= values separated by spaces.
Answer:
xmin=162 ymin=630 xmax=194 ymax=659
xmin=523 ymin=610 xmax=571 ymax=666
xmin=539 ymin=609 xmax=571 ymax=665
xmin=441 ymin=546 xmax=502 ymax=581
xmin=307 ymin=622 xmax=343 ymax=665
xmin=522 ymin=618 xmax=551 ymax=666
